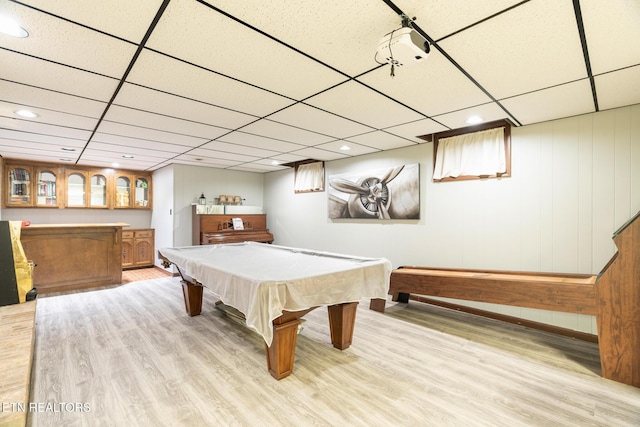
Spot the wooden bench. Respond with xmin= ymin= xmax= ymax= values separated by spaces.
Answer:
xmin=371 ymin=210 xmax=640 ymax=388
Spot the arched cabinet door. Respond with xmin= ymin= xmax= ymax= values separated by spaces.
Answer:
xmin=36 ymin=168 xmax=60 ymax=207
xmin=5 ymin=165 xmax=33 ymax=207
xmin=114 ymin=175 xmax=132 ymax=208
xmin=66 ymin=171 xmax=88 ymax=207
xmin=90 ymin=173 xmax=108 ymax=208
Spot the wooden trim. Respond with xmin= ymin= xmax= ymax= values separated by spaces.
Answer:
xmin=409 ymin=295 xmax=598 ymax=343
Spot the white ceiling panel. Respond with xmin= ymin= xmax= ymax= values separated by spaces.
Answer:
xmin=314 ymin=140 xmax=381 ymax=157
xmin=0 ymin=80 xmax=107 ymax=118
xmin=432 ymin=102 xmax=512 ymax=130
xmin=0 ymin=104 xmax=98 ymax=131
xmin=500 ymin=79 xmax=595 ymax=125
xmin=78 ymin=152 xmax=163 ymax=170
xmin=240 ymin=119 xmax=335 ymax=146
xmin=113 ymin=83 xmax=257 ymax=129
xmin=384 ymin=118 xmax=447 ymax=143
xmin=0 ymin=1 xmax=136 ymax=78
xmin=217 ymin=131 xmax=306 ymax=153
xmin=304 ymin=81 xmax=425 ymax=129
xmin=203 ymin=0 xmax=395 ymax=77
xmin=18 ymin=0 xmax=165 ymax=43
xmin=581 ymin=0 xmax=640 ymax=75
xmin=91 ymin=133 xmax=191 ymax=154
xmin=596 ymin=66 xmax=640 ymax=111
xmin=439 ymin=0 xmax=587 ymax=99
xmin=359 ymin=54 xmax=493 ymax=118
xmin=147 ymin=0 xmax=347 ymax=100
xmin=288 ymin=147 xmax=350 ymax=161
xmin=126 ymin=50 xmax=293 ymax=117
xmin=394 ymin=0 xmax=526 ymax=41
xmin=103 ymin=106 xmax=229 ymax=140
xmin=0 ymin=130 xmax=86 ymax=149
xmin=0 ymin=49 xmax=119 ymax=101
xmin=96 ymin=121 xmax=208 ymax=147
xmin=85 ymin=141 xmax=178 ymax=160
xmin=0 ymin=117 xmax=92 ymax=140
xmin=192 ymin=142 xmax=279 ymax=159
xmin=269 ymin=104 xmax=374 ymax=139
xmin=172 ymin=155 xmax=244 ymax=168
xmin=344 ymin=130 xmax=417 ymax=151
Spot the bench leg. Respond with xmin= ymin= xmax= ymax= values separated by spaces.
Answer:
xmin=328 ymin=302 xmax=358 ymax=350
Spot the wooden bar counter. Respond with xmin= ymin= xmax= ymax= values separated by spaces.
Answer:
xmin=20 ymin=223 xmax=126 ymax=294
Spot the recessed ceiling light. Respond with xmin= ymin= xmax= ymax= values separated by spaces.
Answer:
xmin=0 ymin=16 xmax=29 ymax=38
xmin=339 ymin=145 xmax=351 ymax=151
xmin=122 ymin=154 xmax=134 ymax=159
xmin=61 ymin=147 xmax=76 ymax=152
xmin=14 ymin=109 xmax=38 ymax=118
xmin=270 ymin=160 xmax=280 ymax=165
xmin=59 ymin=158 xmax=74 ymax=162
xmin=112 ymin=162 xmax=120 ymax=168
xmin=465 ymin=116 xmax=483 ymax=125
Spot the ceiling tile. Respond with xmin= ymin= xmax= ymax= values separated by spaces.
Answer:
xmin=0 ymin=130 xmax=86 ymax=149
xmin=96 ymin=121 xmax=208 ymax=147
xmin=217 ymin=131 xmax=306 ymax=153
xmin=0 ymin=116 xmax=92 ymax=140
xmin=91 ymin=133 xmax=191 ymax=154
xmin=313 ymin=140 xmax=380 ymax=157
xmin=103 ymin=106 xmax=230 ymax=140
xmin=358 ymin=55 xmax=494 ymax=118
xmin=581 ymin=0 xmax=640 ymax=75
xmin=126 ymin=50 xmax=293 ymax=117
xmin=194 ymin=142 xmax=280 ymax=159
xmin=305 ymin=81 xmax=425 ymax=129
xmin=595 ymin=66 xmax=640 ymax=111
xmin=431 ymin=102 xmax=513 ymax=130
xmin=344 ymin=130 xmax=417 ymax=151
xmin=113 ymin=83 xmax=257 ymax=130
xmin=394 ymin=0 xmax=528 ymax=41
xmin=0 ymin=1 xmax=137 ymax=77
xmin=439 ymin=0 xmax=586 ymax=99
xmin=0 ymin=103 xmax=98 ymax=131
xmin=268 ymin=103 xmax=374 ymax=139
xmin=383 ymin=118 xmax=448 ymax=142
xmin=17 ymin=0 xmax=165 ymax=43
xmin=500 ymin=79 xmax=595 ymax=125
xmin=240 ymin=119 xmax=335 ymax=145
xmin=0 ymin=80 xmax=107 ymax=118
xmin=0 ymin=49 xmax=120 ymax=101
xmin=288 ymin=146 xmax=350 ymax=161
xmin=147 ymin=0 xmax=347 ymax=99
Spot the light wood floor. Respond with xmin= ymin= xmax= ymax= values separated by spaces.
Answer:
xmin=28 ymin=277 xmax=640 ymax=426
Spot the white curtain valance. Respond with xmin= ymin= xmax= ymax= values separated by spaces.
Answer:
xmin=294 ymin=162 xmax=324 ymax=192
xmin=433 ymin=127 xmax=506 ymax=179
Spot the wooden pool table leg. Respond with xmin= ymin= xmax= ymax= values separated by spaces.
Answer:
xmin=265 ymin=308 xmax=314 ymax=380
xmin=328 ymin=302 xmax=358 ymax=350
xmin=181 ymin=280 xmax=203 ymax=316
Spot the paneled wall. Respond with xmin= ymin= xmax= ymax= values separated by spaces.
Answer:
xmin=263 ymin=104 xmax=640 ymax=333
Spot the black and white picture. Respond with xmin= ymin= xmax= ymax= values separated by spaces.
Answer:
xmin=328 ymin=163 xmax=420 ymax=219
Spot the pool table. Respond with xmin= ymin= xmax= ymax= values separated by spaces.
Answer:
xmin=158 ymin=242 xmax=391 ymax=379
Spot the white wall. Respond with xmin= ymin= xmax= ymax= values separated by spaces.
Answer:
xmin=167 ymin=163 xmax=265 ymax=248
xmin=150 ymin=165 xmax=174 ymax=268
xmin=263 ymin=104 xmax=640 ymax=334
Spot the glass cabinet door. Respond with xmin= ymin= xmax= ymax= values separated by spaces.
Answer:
xmin=67 ymin=172 xmax=86 ymax=207
xmin=36 ymin=169 xmax=57 ymax=207
xmin=90 ymin=174 xmax=108 ymax=207
xmin=7 ymin=166 xmax=32 ymax=206
xmin=115 ymin=176 xmax=131 ymax=208
xmin=134 ymin=177 xmax=149 ymax=207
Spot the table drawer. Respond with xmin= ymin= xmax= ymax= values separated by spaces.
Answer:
xmin=134 ymin=230 xmax=153 ymax=238
xmin=122 ymin=231 xmax=134 ymax=239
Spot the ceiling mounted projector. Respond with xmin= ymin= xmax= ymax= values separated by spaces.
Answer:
xmin=376 ymin=27 xmax=430 ymax=67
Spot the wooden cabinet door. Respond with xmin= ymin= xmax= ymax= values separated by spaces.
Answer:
xmin=35 ymin=167 xmax=61 ymax=207
xmin=134 ymin=238 xmax=153 ymax=267
xmin=6 ymin=165 xmax=34 ymax=207
xmin=122 ymin=234 xmax=134 ymax=268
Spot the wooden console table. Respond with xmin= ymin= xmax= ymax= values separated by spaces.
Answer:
xmin=20 ymin=223 xmax=125 ymax=294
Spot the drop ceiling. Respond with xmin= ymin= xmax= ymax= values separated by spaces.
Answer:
xmin=1 ymin=0 xmax=639 ymax=172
